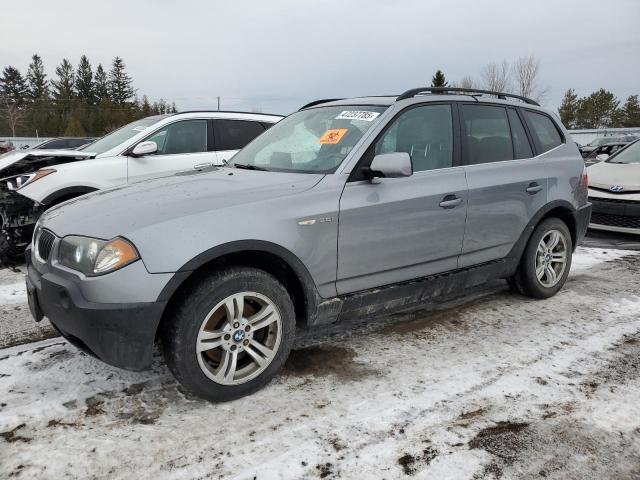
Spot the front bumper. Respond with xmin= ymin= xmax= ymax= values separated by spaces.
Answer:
xmin=26 ymin=247 xmax=167 ymax=371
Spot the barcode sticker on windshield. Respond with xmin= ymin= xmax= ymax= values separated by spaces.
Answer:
xmin=335 ymin=111 xmax=380 ymax=122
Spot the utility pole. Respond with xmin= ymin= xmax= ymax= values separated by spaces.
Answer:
xmin=217 ymin=96 xmax=220 ymax=111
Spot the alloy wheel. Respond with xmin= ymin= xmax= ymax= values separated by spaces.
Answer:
xmin=196 ymin=291 xmax=282 ymax=385
xmin=535 ymin=229 xmax=568 ymax=288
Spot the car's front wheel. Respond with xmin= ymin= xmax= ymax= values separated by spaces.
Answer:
xmin=510 ymin=217 xmax=573 ymax=299
xmin=162 ymin=267 xmax=296 ymax=402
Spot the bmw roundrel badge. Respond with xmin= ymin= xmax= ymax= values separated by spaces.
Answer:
xmin=609 ymin=185 xmax=624 ymax=193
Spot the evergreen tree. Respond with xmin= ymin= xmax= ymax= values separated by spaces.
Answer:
xmin=141 ymin=95 xmax=152 ymax=116
xmin=75 ymin=55 xmax=94 ymax=104
xmin=94 ymin=64 xmax=109 ymax=101
xmin=26 ymin=54 xmax=49 ymax=100
xmin=575 ymin=89 xmax=619 ymax=129
xmin=0 ymin=66 xmax=28 ymax=104
xmin=51 ymin=59 xmax=76 ymax=103
xmin=170 ymin=101 xmax=178 ymax=113
xmin=431 ymin=70 xmax=448 ymax=88
xmin=108 ymin=57 xmax=135 ymax=104
xmin=558 ymin=89 xmax=579 ymax=129
xmin=617 ymin=95 xmax=640 ymax=128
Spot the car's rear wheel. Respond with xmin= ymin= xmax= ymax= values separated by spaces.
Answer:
xmin=510 ymin=217 xmax=573 ymax=299
xmin=162 ymin=267 xmax=295 ymax=402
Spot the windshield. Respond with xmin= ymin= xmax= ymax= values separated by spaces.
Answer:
xmin=607 ymin=140 xmax=640 ymax=164
xmin=230 ymin=106 xmax=387 ymax=173
xmin=588 ymin=136 xmax=625 ymax=147
xmin=79 ymin=117 xmax=161 ymax=155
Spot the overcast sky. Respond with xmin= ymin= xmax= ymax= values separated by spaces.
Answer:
xmin=2 ymin=0 xmax=639 ymax=115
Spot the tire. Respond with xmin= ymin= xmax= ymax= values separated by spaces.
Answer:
xmin=510 ymin=217 xmax=573 ymax=299
xmin=161 ymin=267 xmax=296 ymax=402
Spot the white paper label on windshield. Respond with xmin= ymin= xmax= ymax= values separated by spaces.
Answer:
xmin=335 ymin=111 xmax=380 ymax=122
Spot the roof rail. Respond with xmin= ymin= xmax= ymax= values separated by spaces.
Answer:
xmin=171 ymin=110 xmax=284 ymax=117
xmin=396 ymin=87 xmax=540 ymax=106
xmin=298 ymin=98 xmax=344 ymax=110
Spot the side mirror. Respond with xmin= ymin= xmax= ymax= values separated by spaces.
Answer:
xmin=368 ymin=152 xmax=413 ymax=178
xmin=130 ymin=141 xmax=157 ymax=157
xmin=595 ymin=153 xmax=609 ymax=161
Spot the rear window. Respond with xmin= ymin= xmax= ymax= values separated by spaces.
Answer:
xmin=523 ymin=110 xmax=563 ymax=154
xmin=215 ymin=120 xmax=266 ymax=151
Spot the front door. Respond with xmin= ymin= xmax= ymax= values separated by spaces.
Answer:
xmin=127 ymin=119 xmax=217 ymax=182
xmin=337 ymin=103 xmax=468 ymax=294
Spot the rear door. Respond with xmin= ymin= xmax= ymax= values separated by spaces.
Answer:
xmin=213 ymin=119 xmax=267 ymax=164
xmin=337 ymin=103 xmax=468 ymax=294
xmin=127 ymin=119 xmax=217 ymax=182
xmin=459 ymin=104 xmax=548 ymax=267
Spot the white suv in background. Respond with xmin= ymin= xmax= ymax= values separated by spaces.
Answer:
xmin=1 ymin=111 xmax=281 ymax=257
xmin=18 ymin=111 xmax=282 ymax=205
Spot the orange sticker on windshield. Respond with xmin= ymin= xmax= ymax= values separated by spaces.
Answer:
xmin=319 ymin=128 xmax=348 ymax=144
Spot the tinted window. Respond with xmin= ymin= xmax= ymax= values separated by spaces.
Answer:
xmin=145 ymin=120 xmax=207 ymax=155
xmin=375 ymin=104 xmax=453 ymax=172
xmin=523 ymin=110 xmax=563 ymax=153
xmin=216 ymin=120 xmax=265 ymax=151
xmin=461 ymin=105 xmax=513 ymax=165
xmin=507 ymin=109 xmax=533 ymax=159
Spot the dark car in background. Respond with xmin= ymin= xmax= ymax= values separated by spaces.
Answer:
xmin=579 ymin=135 xmax=637 ymax=157
xmin=0 ymin=140 xmax=15 ymax=154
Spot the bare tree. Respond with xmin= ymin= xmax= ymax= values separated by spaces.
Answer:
xmin=2 ymin=101 xmax=24 ymax=137
xmin=458 ymin=75 xmax=475 ymax=89
xmin=512 ymin=55 xmax=549 ymax=102
xmin=480 ymin=60 xmax=511 ymax=92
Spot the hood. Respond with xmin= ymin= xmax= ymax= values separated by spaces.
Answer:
xmin=588 ymin=161 xmax=640 ymax=193
xmin=0 ymin=149 xmax=94 ymax=177
xmin=39 ymin=167 xmax=324 ymax=239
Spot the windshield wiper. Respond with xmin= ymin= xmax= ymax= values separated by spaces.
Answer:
xmin=233 ymin=163 xmax=269 ymax=171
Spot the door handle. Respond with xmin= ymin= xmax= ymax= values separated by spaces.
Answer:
xmin=526 ymin=182 xmax=543 ymax=194
xmin=194 ymin=162 xmax=213 ymax=170
xmin=439 ymin=195 xmax=463 ymax=209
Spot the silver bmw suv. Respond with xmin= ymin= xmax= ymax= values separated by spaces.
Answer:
xmin=26 ymin=87 xmax=591 ymax=401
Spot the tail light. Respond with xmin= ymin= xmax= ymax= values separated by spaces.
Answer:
xmin=580 ymin=165 xmax=588 ymax=189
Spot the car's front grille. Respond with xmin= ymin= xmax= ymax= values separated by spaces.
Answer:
xmin=591 ymin=212 xmax=640 ymax=230
xmin=36 ymin=229 xmax=56 ymax=261
xmin=590 ymin=196 xmax=640 ymax=205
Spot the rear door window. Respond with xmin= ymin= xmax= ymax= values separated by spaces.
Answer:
xmin=507 ymin=109 xmax=533 ymax=159
xmin=461 ymin=105 xmax=513 ymax=165
xmin=522 ymin=110 xmax=563 ymax=154
xmin=215 ymin=120 xmax=266 ymax=151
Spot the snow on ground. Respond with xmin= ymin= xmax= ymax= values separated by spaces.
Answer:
xmin=0 ymin=247 xmax=639 ymax=479
xmin=0 ymin=265 xmax=54 ymax=349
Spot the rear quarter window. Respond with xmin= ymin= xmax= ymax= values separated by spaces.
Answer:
xmin=523 ymin=110 xmax=564 ymax=154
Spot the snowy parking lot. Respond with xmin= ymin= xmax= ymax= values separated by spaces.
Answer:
xmin=1 ymin=245 xmax=640 ymax=479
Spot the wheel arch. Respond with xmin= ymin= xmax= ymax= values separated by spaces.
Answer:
xmin=42 ymin=186 xmax=99 ymax=206
xmin=155 ymin=240 xmax=322 ymax=339
xmin=508 ymin=200 xmax=580 ymax=268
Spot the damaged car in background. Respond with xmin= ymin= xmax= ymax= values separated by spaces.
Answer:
xmin=0 ymin=111 xmax=282 ymax=259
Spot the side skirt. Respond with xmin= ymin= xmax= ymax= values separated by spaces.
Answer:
xmin=310 ymin=258 xmax=517 ymax=327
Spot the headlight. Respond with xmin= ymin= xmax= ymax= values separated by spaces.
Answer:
xmin=6 ymin=169 xmax=56 ymax=190
xmin=58 ymin=236 xmax=139 ymax=276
